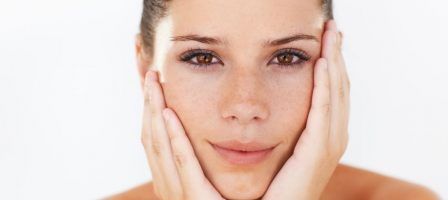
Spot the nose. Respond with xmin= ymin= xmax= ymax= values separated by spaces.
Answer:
xmin=219 ymin=68 xmax=270 ymax=125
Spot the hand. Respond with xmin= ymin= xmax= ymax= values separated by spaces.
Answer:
xmin=262 ymin=20 xmax=350 ymax=200
xmin=140 ymin=70 xmax=224 ymax=200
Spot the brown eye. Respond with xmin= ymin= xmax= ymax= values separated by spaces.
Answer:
xmin=196 ymin=53 xmax=214 ymax=65
xmin=179 ymin=49 xmax=223 ymax=67
xmin=268 ymin=48 xmax=311 ymax=67
xmin=276 ymin=54 xmax=296 ymax=64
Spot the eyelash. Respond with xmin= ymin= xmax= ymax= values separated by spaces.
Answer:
xmin=178 ymin=48 xmax=224 ymax=70
xmin=178 ymin=48 xmax=311 ymax=71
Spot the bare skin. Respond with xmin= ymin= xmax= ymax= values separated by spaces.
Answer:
xmin=104 ymin=21 xmax=439 ymax=200
xmin=105 ymin=0 xmax=439 ymax=199
xmin=105 ymin=164 xmax=439 ymax=200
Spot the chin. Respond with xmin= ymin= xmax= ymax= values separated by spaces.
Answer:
xmin=216 ymin=178 xmax=267 ymax=200
xmin=207 ymin=167 xmax=275 ymax=200
xmin=196 ymin=141 xmax=290 ymax=200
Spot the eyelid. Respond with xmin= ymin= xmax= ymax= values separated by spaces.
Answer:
xmin=267 ymin=48 xmax=311 ymax=65
xmin=178 ymin=47 xmax=311 ymax=69
xmin=178 ymin=48 xmax=224 ymax=65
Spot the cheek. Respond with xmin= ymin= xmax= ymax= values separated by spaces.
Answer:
xmin=280 ymin=74 xmax=313 ymax=123
xmin=162 ymin=82 xmax=199 ymax=127
xmin=161 ymin=63 xmax=314 ymax=140
xmin=161 ymin=66 xmax=218 ymax=141
xmin=270 ymin=66 xmax=314 ymax=145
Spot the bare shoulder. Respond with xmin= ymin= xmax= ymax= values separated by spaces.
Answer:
xmin=101 ymin=164 xmax=439 ymax=200
xmin=321 ymin=164 xmax=440 ymax=200
xmin=102 ymin=182 xmax=158 ymax=200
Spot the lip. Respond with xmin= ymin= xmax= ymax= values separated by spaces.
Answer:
xmin=211 ymin=140 xmax=276 ymax=165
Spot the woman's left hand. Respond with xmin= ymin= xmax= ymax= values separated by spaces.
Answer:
xmin=262 ymin=20 xmax=350 ymax=200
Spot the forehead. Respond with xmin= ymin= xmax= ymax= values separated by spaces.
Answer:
xmin=167 ymin=0 xmax=324 ymax=43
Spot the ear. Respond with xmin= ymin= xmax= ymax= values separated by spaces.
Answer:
xmin=135 ymin=33 xmax=153 ymax=90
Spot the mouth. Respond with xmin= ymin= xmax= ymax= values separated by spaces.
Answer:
xmin=210 ymin=141 xmax=276 ymax=165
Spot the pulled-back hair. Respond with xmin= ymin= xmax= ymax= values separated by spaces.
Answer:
xmin=139 ymin=0 xmax=333 ymax=58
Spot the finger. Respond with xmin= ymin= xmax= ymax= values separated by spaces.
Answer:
xmin=143 ymin=70 xmax=183 ymax=198
xmin=141 ymin=70 xmax=164 ymax=197
xmin=147 ymin=70 xmax=169 ymax=158
xmin=324 ymin=20 xmax=350 ymax=93
xmin=303 ymin=58 xmax=331 ymax=144
xmin=336 ymin=29 xmax=350 ymax=91
xmin=322 ymin=20 xmax=350 ymax=150
xmin=263 ymin=59 xmax=331 ymax=200
xmin=327 ymin=20 xmax=350 ymax=120
xmin=322 ymin=21 xmax=348 ymax=123
xmin=163 ymin=108 xmax=220 ymax=199
xmin=322 ymin=20 xmax=344 ymax=94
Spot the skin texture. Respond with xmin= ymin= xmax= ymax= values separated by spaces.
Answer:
xmin=104 ymin=0 xmax=440 ymax=199
xmin=143 ymin=0 xmax=330 ymax=199
xmin=104 ymin=164 xmax=440 ymax=200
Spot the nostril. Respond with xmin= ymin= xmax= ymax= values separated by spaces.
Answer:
xmin=221 ymin=102 xmax=269 ymax=124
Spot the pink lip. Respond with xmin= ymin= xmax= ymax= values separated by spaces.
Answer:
xmin=211 ymin=141 xmax=276 ymax=165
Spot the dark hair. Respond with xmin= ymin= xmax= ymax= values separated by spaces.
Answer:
xmin=139 ymin=0 xmax=333 ymax=58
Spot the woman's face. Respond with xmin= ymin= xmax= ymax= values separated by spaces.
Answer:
xmin=146 ymin=0 xmax=325 ymax=199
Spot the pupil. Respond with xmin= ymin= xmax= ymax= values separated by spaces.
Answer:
xmin=198 ymin=54 xmax=212 ymax=64
xmin=279 ymin=54 xmax=293 ymax=63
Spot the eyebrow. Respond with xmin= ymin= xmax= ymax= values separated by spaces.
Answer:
xmin=170 ymin=33 xmax=319 ymax=47
xmin=171 ymin=34 xmax=224 ymax=45
xmin=265 ymin=34 xmax=319 ymax=46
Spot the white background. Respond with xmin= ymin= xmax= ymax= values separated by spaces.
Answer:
xmin=1 ymin=0 xmax=447 ymax=199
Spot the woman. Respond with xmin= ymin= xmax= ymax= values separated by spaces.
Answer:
xmin=107 ymin=0 xmax=439 ymax=199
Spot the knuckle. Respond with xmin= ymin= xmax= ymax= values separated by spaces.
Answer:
xmin=338 ymin=84 xmax=346 ymax=98
xmin=151 ymin=137 xmax=163 ymax=157
xmin=320 ymin=102 xmax=331 ymax=114
xmin=144 ymin=96 xmax=151 ymax=107
xmin=173 ymin=150 xmax=187 ymax=169
xmin=143 ymin=90 xmax=151 ymax=105
xmin=150 ymin=103 xmax=158 ymax=117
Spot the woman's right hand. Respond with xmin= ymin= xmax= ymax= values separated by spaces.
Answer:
xmin=141 ymin=70 xmax=224 ymax=200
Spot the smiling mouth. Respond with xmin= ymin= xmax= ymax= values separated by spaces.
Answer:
xmin=210 ymin=141 xmax=276 ymax=165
